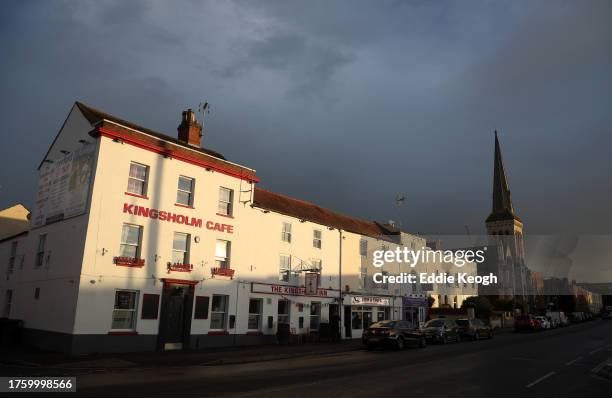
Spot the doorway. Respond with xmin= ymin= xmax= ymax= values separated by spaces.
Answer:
xmin=158 ymin=281 xmax=194 ymax=350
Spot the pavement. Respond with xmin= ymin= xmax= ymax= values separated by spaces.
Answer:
xmin=0 ymin=322 xmax=610 ymax=397
xmin=0 ymin=339 xmax=363 ymax=372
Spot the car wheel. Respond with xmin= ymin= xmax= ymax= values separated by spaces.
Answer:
xmin=474 ymin=332 xmax=480 ymax=341
xmin=456 ymin=334 xmax=461 ymax=343
xmin=396 ymin=337 xmax=405 ymax=350
xmin=441 ymin=335 xmax=447 ymax=344
xmin=488 ymin=331 xmax=493 ymax=339
xmin=419 ymin=337 xmax=426 ymax=348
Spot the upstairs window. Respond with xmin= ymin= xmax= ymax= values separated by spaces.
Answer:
xmin=172 ymin=232 xmax=190 ymax=264
xmin=281 ymin=222 xmax=292 ymax=243
xmin=120 ymin=224 xmax=142 ymax=258
xmin=279 ymin=255 xmax=291 ymax=282
xmin=36 ymin=234 xmax=47 ymax=267
xmin=359 ymin=239 xmax=368 ymax=256
xmin=127 ymin=162 xmax=148 ymax=196
xmin=218 ymin=187 xmax=234 ymax=216
xmin=176 ymin=176 xmax=194 ymax=206
xmin=215 ymin=240 xmax=231 ymax=269
xmin=313 ymin=230 xmax=322 ymax=249
xmin=8 ymin=241 xmax=18 ymax=273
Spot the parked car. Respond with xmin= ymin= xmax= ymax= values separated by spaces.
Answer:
xmin=362 ymin=320 xmax=426 ymax=350
xmin=545 ymin=311 xmax=568 ymax=328
xmin=456 ymin=318 xmax=493 ymax=340
xmin=422 ymin=318 xmax=461 ymax=344
xmin=514 ymin=315 xmax=540 ymax=332
xmin=534 ymin=316 xmax=551 ymax=330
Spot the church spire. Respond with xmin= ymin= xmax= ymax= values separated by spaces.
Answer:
xmin=486 ymin=131 xmax=520 ymax=223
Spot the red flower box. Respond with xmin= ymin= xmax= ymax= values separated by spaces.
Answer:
xmin=114 ymin=257 xmax=145 ymax=267
xmin=167 ymin=262 xmax=193 ymax=272
xmin=211 ymin=267 xmax=235 ymax=279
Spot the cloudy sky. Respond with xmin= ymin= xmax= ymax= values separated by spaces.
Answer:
xmin=1 ymin=0 xmax=611 ymax=236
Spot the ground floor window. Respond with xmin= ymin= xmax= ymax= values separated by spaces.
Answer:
xmin=210 ymin=295 xmax=229 ymax=330
xmin=111 ymin=290 xmax=139 ymax=331
xmin=248 ymin=298 xmax=263 ymax=330
xmin=351 ymin=306 xmax=373 ymax=330
xmin=376 ymin=306 xmax=390 ymax=322
xmin=310 ymin=301 xmax=321 ymax=330
xmin=278 ymin=299 xmax=290 ymax=324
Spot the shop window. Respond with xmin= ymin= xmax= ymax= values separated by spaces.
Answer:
xmin=36 ymin=234 xmax=46 ymax=267
xmin=313 ymin=230 xmax=322 ymax=249
xmin=194 ymin=296 xmax=210 ymax=319
xmin=127 ymin=162 xmax=148 ymax=196
xmin=277 ymin=300 xmax=290 ymax=324
xmin=248 ymin=299 xmax=263 ymax=330
xmin=281 ymin=222 xmax=292 ymax=243
xmin=351 ymin=306 xmax=373 ymax=330
xmin=141 ymin=294 xmax=160 ymax=319
xmin=210 ymin=295 xmax=228 ymax=329
xmin=176 ymin=176 xmax=194 ymax=206
xmin=172 ymin=232 xmax=190 ymax=264
xmin=218 ymin=187 xmax=233 ymax=216
xmin=279 ymin=255 xmax=291 ymax=282
xmin=215 ymin=240 xmax=231 ymax=268
xmin=359 ymin=239 xmax=368 ymax=256
xmin=310 ymin=302 xmax=321 ymax=330
xmin=111 ymin=290 xmax=139 ymax=331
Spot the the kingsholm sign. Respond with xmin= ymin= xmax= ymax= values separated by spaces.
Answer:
xmin=122 ymin=203 xmax=233 ymax=233
xmin=251 ymin=282 xmax=340 ymax=298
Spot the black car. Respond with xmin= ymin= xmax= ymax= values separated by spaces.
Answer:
xmin=422 ymin=318 xmax=461 ymax=344
xmin=362 ymin=320 xmax=426 ymax=350
xmin=455 ymin=318 xmax=493 ymax=340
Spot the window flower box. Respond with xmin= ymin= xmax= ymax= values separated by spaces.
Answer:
xmin=114 ymin=257 xmax=145 ymax=267
xmin=167 ymin=262 xmax=193 ymax=272
xmin=211 ymin=267 xmax=235 ymax=279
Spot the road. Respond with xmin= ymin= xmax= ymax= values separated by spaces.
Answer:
xmin=5 ymin=321 xmax=612 ymax=397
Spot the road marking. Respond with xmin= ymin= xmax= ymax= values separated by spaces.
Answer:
xmin=565 ymin=357 xmax=582 ymax=366
xmin=589 ymin=348 xmax=602 ymax=355
xmin=526 ymin=372 xmax=555 ymax=388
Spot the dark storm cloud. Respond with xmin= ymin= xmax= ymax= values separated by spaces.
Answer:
xmin=1 ymin=0 xmax=611 ymax=243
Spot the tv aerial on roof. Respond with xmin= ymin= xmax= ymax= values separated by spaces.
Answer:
xmin=395 ymin=193 xmax=407 ymax=205
xmin=197 ymin=102 xmax=210 ymax=125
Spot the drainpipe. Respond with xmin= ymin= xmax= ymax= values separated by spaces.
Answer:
xmin=338 ymin=229 xmax=343 ymax=339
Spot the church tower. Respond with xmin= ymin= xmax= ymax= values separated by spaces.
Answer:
xmin=486 ymin=131 xmax=525 ymax=262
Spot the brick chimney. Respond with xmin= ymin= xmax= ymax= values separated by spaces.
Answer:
xmin=177 ymin=109 xmax=202 ymax=147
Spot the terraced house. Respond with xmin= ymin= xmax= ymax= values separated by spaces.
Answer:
xmin=0 ymin=102 xmax=438 ymax=354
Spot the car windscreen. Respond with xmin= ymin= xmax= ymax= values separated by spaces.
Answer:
xmin=425 ymin=320 xmax=445 ymax=327
xmin=369 ymin=321 xmax=395 ymax=328
xmin=455 ymin=320 xmax=469 ymax=326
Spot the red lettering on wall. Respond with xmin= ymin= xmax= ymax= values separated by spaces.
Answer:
xmin=121 ymin=203 xmax=231 ymax=233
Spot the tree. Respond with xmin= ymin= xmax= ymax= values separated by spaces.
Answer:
xmin=461 ymin=296 xmax=494 ymax=319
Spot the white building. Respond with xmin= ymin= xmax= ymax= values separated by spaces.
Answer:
xmin=0 ymin=102 xmax=429 ymax=353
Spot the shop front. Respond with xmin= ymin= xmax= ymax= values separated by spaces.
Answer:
xmin=250 ymin=282 xmax=340 ymax=340
xmin=402 ymin=295 xmax=428 ymax=329
xmin=343 ymin=295 xmax=401 ymax=339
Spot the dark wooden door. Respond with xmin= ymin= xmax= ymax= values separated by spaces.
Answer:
xmin=158 ymin=283 xmax=194 ymax=349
